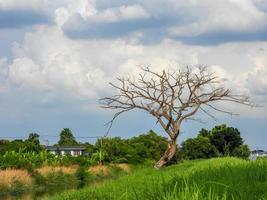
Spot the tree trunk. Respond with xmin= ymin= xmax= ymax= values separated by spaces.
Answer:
xmin=154 ymin=139 xmax=177 ymax=169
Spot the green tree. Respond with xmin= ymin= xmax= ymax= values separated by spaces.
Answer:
xmin=210 ymin=124 xmax=243 ymax=156
xmin=181 ymin=136 xmax=218 ymax=160
xmin=84 ymin=142 xmax=96 ymax=156
xmin=93 ymin=130 xmax=169 ymax=164
xmin=27 ymin=133 xmax=40 ymax=145
xmin=94 ymin=137 xmax=123 ymax=163
xmin=0 ymin=140 xmax=26 ymax=154
xmin=58 ymin=128 xmax=78 ymax=146
xmin=232 ymin=144 xmax=250 ymax=159
xmin=25 ymin=133 xmax=43 ymax=152
xmin=128 ymin=130 xmax=168 ymax=162
xmin=198 ymin=128 xmax=210 ymax=137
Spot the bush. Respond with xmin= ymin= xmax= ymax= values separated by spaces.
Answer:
xmin=33 ymin=171 xmax=78 ymax=196
xmin=75 ymin=166 xmax=91 ymax=188
xmin=232 ymin=145 xmax=250 ymax=159
xmin=181 ymin=136 xmax=219 ymax=160
xmin=0 ymin=150 xmax=58 ymax=169
xmin=0 ymin=180 xmax=29 ymax=198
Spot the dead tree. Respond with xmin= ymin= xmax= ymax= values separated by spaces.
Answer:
xmin=100 ymin=65 xmax=254 ymax=169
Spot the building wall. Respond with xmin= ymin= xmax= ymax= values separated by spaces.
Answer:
xmin=48 ymin=150 xmax=83 ymax=157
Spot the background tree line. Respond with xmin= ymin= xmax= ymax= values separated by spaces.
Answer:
xmin=0 ymin=124 xmax=250 ymax=167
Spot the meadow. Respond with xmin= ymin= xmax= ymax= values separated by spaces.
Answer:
xmin=46 ymin=157 xmax=267 ymax=200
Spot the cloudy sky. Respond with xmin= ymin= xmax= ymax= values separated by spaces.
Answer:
xmin=0 ymin=0 xmax=267 ymax=149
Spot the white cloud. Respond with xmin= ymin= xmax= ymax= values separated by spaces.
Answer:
xmin=55 ymin=0 xmax=96 ymax=26
xmin=0 ymin=0 xmax=44 ymax=10
xmin=247 ymin=68 xmax=267 ymax=95
xmin=1 ymin=0 xmax=266 ymax=43
xmin=116 ymin=5 xmax=150 ymax=20
xmin=5 ymin=25 xmax=267 ymax=105
xmin=168 ymin=0 xmax=267 ymax=37
xmin=91 ymin=4 xmax=150 ymax=23
xmin=246 ymin=49 xmax=267 ymax=96
xmin=0 ymin=0 xmax=266 ymax=117
xmin=0 ymin=57 xmax=8 ymax=92
xmin=6 ymin=26 xmax=145 ymax=99
xmin=4 ymin=26 xmax=200 ymax=101
xmin=55 ymin=2 xmax=149 ymax=27
xmin=0 ymin=57 xmax=7 ymax=75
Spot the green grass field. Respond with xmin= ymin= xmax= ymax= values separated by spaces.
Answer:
xmin=45 ymin=157 xmax=267 ymax=200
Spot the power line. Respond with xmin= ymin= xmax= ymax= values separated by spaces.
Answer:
xmin=0 ymin=136 xmax=25 ymax=139
xmin=0 ymin=135 xmax=103 ymax=139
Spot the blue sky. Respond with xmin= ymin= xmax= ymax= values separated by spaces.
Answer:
xmin=0 ymin=0 xmax=267 ymax=149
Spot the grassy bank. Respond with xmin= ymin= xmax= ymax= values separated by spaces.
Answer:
xmin=0 ymin=164 xmax=130 ymax=199
xmin=46 ymin=157 xmax=267 ymax=200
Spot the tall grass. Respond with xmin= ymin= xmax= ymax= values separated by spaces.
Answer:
xmin=46 ymin=157 xmax=267 ymax=200
xmin=37 ymin=165 xmax=78 ymax=176
xmin=0 ymin=169 xmax=32 ymax=187
xmin=0 ymin=163 xmax=131 ymax=199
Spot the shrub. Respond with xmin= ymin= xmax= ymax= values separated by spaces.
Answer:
xmin=75 ymin=166 xmax=92 ymax=188
xmin=33 ymin=171 xmax=78 ymax=196
xmin=232 ymin=145 xmax=251 ymax=159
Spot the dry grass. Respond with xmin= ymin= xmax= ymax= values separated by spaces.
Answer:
xmin=0 ymin=169 xmax=32 ymax=187
xmin=88 ymin=165 xmax=110 ymax=175
xmin=89 ymin=163 xmax=131 ymax=175
xmin=37 ymin=165 xmax=78 ymax=176
xmin=115 ymin=163 xmax=131 ymax=172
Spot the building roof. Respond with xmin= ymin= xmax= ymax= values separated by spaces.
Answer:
xmin=46 ymin=146 xmax=86 ymax=151
xmin=251 ymin=150 xmax=267 ymax=155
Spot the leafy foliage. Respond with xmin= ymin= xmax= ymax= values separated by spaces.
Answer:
xmin=93 ymin=130 xmax=168 ymax=164
xmin=0 ymin=150 xmax=57 ymax=169
xmin=181 ymin=124 xmax=250 ymax=160
xmin=232 ymin=144 xmax=251 ymax=159
xmin=181 ymin=136 xmax=219 ymax=159
xmin=0 ymin=133 xmax=44 ymax=154
xmin=210 ymin=124 xmax=243 ymax=156
xmin=24 ymin=133 xmax=44 ymax=152
xmin=0 ymin=126 xmax=250 ymax=170
xmin=58 ymin=128 xmax=78 ymax=146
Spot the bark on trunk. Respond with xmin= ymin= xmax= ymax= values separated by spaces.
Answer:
xmin=154 ymin=139 xmax=177 ymax=169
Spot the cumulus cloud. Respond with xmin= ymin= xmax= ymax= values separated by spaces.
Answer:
xmin=55 ymin=1 xmax=149 ymax=27
xmin=9 ymin=26 xmax=106 ymax=99
xmin=246 ymin=49 xmax=267 ymax=96
xmin=0 ymin=0 xmax=53 ymax=28
xmin=1 ymin=0 xmax=267 ymax=44
xmin=2 ymin=24 xmax=266 ymax=107
xmin=247 ymin=68 xmax=267 ymax=95
xmin=2 ymin=26 xmax=202 ymax=102
xmin=54 ymin=0 xmax=97 ymax=27
xmin=169 ymin=0 xmax=267 ymax=36
xmin=56 ymin=0 xmax=267 ymax=44
xmin=0 ymin=57 xmax=8 ymax=92
xmin=0 ymin=9 xmax=50 ymax=28
xmin=0 ymin=0 xmax=45 ymax=10
xmin=0 ymin=1 xmax=266 ymax=116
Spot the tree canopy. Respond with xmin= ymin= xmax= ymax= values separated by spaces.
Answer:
xmin=180 ymin=124 xmax=250 ymax=160
xmin=58 ymin=128 xmax=78 ymax=146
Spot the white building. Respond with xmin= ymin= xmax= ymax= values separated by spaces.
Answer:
xmin=250 ymin=150 xmax=267 ymax=160
xmin=46 ymin=146 xmax=86 ymax=157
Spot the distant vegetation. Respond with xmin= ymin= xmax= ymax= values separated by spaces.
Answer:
xmin=180 ymin=124 xmax=250 ymax=160
xmin=0 ymin=124 xmax=250 ymax=169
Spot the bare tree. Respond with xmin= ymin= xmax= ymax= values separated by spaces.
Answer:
xmin=100 ymin=65 xmax=254 ymax=169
